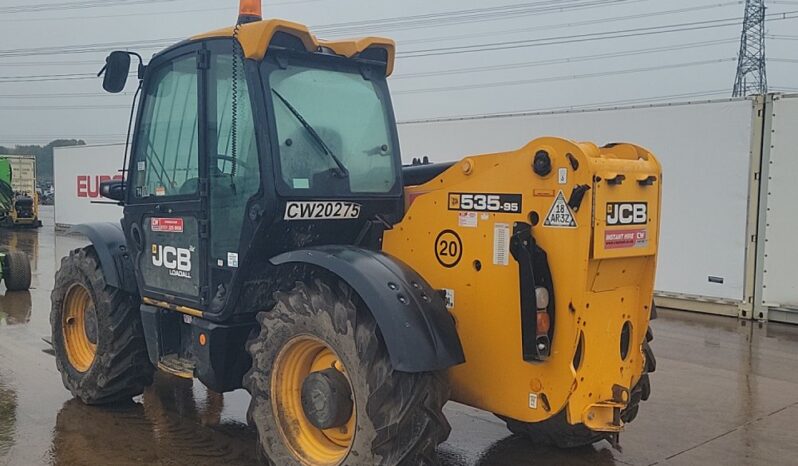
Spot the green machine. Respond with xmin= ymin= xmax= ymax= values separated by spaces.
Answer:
xmin=0 ymin=158 xmax=32 ymax=291
xmin=0 ymin=158 xmax=12 ymax=221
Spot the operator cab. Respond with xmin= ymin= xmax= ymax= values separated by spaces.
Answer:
xmin=100 ymin=18 xmax=404 ymax=317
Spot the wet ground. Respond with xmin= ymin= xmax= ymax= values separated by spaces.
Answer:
xmin=1 ymin=207 xmax=798 ymax=465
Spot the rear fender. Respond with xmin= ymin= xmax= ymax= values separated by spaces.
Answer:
xmin=270 ymin=246 xmax=465 ymax=373
xmin=73 ymin=222 xmax=137 ymax=294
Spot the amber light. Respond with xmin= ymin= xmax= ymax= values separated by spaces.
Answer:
xmin=238 ymin=0 xmax=262 ymax=22
xmin=536 ymin=311 xmax=551 ymax=334
xmin=199 ymin=333 xmax=207 ymax=346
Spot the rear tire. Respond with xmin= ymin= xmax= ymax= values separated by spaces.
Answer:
xmin=501 ymin=334 xmax=656 ymax=448
xmin=51 ymin=247 xmax=154 ymax=405
xmin=2 ymin=251 xmax=31 ymax=291
xmin=244 ymin=278 xmax=450 ymax=466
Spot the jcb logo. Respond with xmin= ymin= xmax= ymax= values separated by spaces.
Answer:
xmin=606 ymin=202 xmax=648 ymax=226
xmin=152 ymin=244 xmax=193 ymax=278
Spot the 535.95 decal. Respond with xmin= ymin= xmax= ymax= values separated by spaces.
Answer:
xmin=448 ymin=193 xmax=522 ymax=213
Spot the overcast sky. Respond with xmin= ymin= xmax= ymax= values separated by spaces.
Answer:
xmin=0 ymin=0 xmax=796 ymax=146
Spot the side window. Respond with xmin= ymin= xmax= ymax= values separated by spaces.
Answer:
xmin=132 ymin=55 xmax=199 ymax=198
xmin=209 ymin=48 xmax=259 ymax=261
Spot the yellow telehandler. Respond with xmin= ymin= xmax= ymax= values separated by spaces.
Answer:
xmin=51 ymin=1 xmax=659 ymax=464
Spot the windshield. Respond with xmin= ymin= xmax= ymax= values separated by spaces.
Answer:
xmin=267 ymin=61 xmax=397 ymax=194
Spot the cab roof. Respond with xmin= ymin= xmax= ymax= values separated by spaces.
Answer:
xmin=192 ymin=18 xmax=396 ymax=76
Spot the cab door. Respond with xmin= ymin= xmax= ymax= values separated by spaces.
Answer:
xmin=204 ymin=39 xmax=264 ymax=314
xmin=124 ymin=43 xmax=208 ymax=308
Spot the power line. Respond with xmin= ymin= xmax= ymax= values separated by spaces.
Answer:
xmin=393 ymin=38 xmax=738 ymax=79
xmin=393 ymin=58 xmax=737 ymax=95
xmin=0 ymin=38 xmax=736 ymax=84
xmin=0 ymin=60 xmax=103 ymax=67
xmin=314 ymin=0 xmax=641 ymax=35
xmin=0 ymin=1 xmax=647 ymax=57
xmin=0 ymin=0 xmax=326 ymax=22
xmin=3 ymin=2 xmax=785 ymax=62
xmin=400 ymin=89 xmax=733 ymax=122
xmin=0 ymin=39 xmax=178 ymax=59
xmin=0 ymin=89 xmax=734 ymax=141
xmin=0 ymin=91 xmax=134 ymax=99
xmin=0 ymin=0 xmax=179 ymax=14
xmin=397 ymin=11 xmax=798 ymax=58
xmin=398 ymin=1 xmax=743 ymax=46
xmin=0 ymin=59 xmax=738 ymax=103
xmin=2 ymin=104 xmax=129 ymax=110
xmin=0 ymin=71 xmax=136 ymax=83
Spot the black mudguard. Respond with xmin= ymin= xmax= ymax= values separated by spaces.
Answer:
xmin=271 ymin=246 xmax=466 ymax=373
xmin=73 ymin=222 xmax=137 ymax=294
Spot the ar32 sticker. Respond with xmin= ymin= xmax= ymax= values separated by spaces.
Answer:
xmin=448 ymin=193 xmax=522 ymax=214
xmin=544 ymin=191 xmax=577 ymax=228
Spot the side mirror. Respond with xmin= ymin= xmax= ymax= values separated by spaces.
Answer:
xmin=100 ymin=180 xmax=126 ymax=202
xmin=101 ymin=51 xmax=131 ymax=93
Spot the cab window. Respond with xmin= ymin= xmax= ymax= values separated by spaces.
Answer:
xmin=132 ymin=55 xmax=199 ymax=198
xmin=268 ymin=63 xmax=397 ymax=194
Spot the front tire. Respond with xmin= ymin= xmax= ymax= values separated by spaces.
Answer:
xmin=244 ymin=278 xmax=450 ymax=466
xmin=51 ymin=247 xmax=154 ymax=405
xmin=2 ymin=251 xmax=31 ymax=291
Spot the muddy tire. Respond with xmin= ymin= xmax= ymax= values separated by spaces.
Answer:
xmin=51 ymin=247 xmax=154 ymax=405
xmin=2 ymin=251 xmax=31 ymax=291
xmin=244 ymin=278 xmax=450 ymax=466
xmin=501 ymin=331 xmax=656 ymax=448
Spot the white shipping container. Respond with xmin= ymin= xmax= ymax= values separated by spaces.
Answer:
xmin=757 ymin=94 xmax=798 ymax=324
xmin=53 ymin=144 xmax=125 ymax=228
xmin=398 ymin=98 xmax=762 ymax=315
xmin=1 ymin=155 xmax=36 ymax=195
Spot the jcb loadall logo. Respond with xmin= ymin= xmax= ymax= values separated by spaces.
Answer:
xmin=151 ymin=244 xmax=193 ymax=279
xmin=606 ymin=202 xmax=648 ymax=226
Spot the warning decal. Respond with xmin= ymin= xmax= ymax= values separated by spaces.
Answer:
xmin=605 ymin=229 xmax=648 ymax=249
xmin=544 ymin=191 xmax=577 ymax=228
xmin=151 ymin=217 xmax=184 ymax=233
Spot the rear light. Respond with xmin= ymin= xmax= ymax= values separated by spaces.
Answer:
xmin=535 ymin=286 xmax=549 ymax=310
xmin=536 ymin=311 xmax=551 ymax=334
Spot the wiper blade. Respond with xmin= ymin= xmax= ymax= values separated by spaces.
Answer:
xmin=272 ymin=89 xmax=349 ymax=177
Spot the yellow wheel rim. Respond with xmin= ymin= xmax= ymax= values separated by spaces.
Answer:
xmin=271 ymin=335 xmax=355 ymax=466
xmin=62 ymin=284 xmax=98 ymax=373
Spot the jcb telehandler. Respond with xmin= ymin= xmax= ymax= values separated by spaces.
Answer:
xmin=52 ymin=1 xmax=660 ymax=464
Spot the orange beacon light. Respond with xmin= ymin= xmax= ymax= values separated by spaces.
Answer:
xmin=238 ymin=0 xmax=262 ymax=24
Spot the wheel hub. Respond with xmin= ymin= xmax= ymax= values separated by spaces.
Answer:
xmin=271 ymin=336 xmax=356 ymax=465
xmin=301 ymin=368 xmax=354 ymax=430
xmin=62 ymin=284 xmax=98 ymax=373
